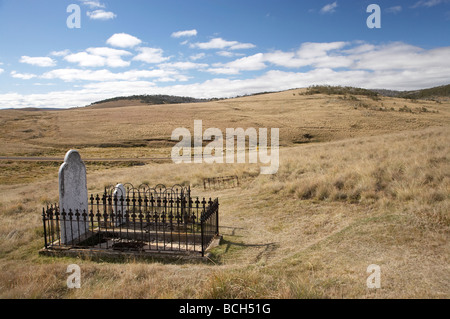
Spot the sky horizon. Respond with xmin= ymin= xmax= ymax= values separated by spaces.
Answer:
xmin=0 ymin=0 xmax=449 ymax=109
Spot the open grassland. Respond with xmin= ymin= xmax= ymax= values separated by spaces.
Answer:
xmin=0 ymin=90 xmax=448 ymax=298
xmin=0 ymin=89 xmax=447 ymax=157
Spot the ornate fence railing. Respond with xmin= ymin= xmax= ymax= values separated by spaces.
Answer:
xmin=42 ymin=184 xmax=219 ymax=257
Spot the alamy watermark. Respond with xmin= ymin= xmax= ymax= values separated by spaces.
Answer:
xmin=66 ymin=264 xmax=81 ymax=289
xmin=66 ymin=4 xmax=81 ymax=29
xmin=367 ymin=264 xmax=381 ymax=289
xmin=171 ymin=120 xmax=279 ymax=175
xmin=367 ymin=4 xmax=381 ymax=29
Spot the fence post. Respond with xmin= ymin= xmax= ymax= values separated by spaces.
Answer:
xmin=188 ymin=186 xmax=192 ymax=220
xmin=216 ymin=199 xmax=219 ymax=235
xmin=201 ymin=213 xmax=205 ymax=257
xmin=42 ymin=208 xmax=48 ymax=249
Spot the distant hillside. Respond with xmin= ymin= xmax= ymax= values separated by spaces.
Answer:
xmin=86 ymin=84 xmax=450 ymax=109
xmin=303 ymin=84 xmax=450 ymax=100
xmin=305 ymin=85 xmax=380 ymax=98
xmin=0 ymin=107 xmax=64 ymax=111
xmin=89 ymin=94 xmax=211 ymax=108
xmin=397 ymin=84 xmax=450 ymax=99
xmin=372 ymin=84 xmax=450 ymax=99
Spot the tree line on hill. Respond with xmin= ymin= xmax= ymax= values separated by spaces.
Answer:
xmin=88 ymin=84 xmax=450 ymax=107
xmin=90 ymin=94 xmax=214 ymax=106
xmin=305 ymin=84 xmax=450 ymax=100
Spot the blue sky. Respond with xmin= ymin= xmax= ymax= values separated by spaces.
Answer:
xmin=0 ymin=0 xmax=449 ymax=108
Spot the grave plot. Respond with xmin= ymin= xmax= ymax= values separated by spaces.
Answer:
xmin=39 ymin=150 xmax=220 ymax=260
xmin=203 ymin=175 xmax=239 ymax=190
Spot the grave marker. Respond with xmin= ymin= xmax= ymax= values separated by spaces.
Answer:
xmin=58 ymin=150 xmax=89 ymax=244
xmin=113 ymin=183 xmax=126 ymax=226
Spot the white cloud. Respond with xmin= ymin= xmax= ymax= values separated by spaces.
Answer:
xmin=80 ymin=1 xmax=116 ymax=21
xmin=50 ymin=50 xmax=71 ymax=57
xmin=133 ymin=47 xmax=170 ymax=64
xmin=216 ymin=51 xmax=235 ymax=57
xmin=88 ymin=47 xmax=132 ymax=67
xmin=342 ymin=44 xmax=376 ymax=55
xmin=190 ymin=53 xmax=206 ymax=60
xmin=320 ymin=1 xmax=338 ymax=14
xmin=386 ymin=6 xmax=402 ymax=13
xmin=41 ymin=68 xmax=181 ymax=82
xmin=208 ymin=53 xmax=266 ymax=74
xmin=263 ymin=51 xmax=302 ymax=68
xmin=64 ymin=52 xmax=106 ymax=67
xmin=206 ymin=68 xmax=240 ymax=75
xmin=191 ymin=38 xmax=256 ymax=50
xmin=411 ymin=0 xmax=449 ymax=8
xmin=11 ymin=71 xmax=37 ymax=80
xmin=86 ymin=47 xmax=131 ymax=57
xmin=297 ymin=42 xmax=348 ymax=58
xmin=106 ymin=33 xmax=142 ymax=48
xmin=79 ymin=0 xmax=105 ymax=9
xmin=262 ymin=42 xmax=351 ymax=69
xmin=0 ymin=68 xmax=4 ymax=74
xmin=87 ymin=10 xmax=116 ymax=20
xmin=350 ymin=42 xmax=450 ymax=71
xmin=171 ymin=29 xmax=198 ymax=38
xmin=19 ymin=56 xmax=56 ymax=67
xmin=3 ymin=41 xmax=450 ymax=109
xmin=64 ymin=48 xmax=132 ymax=68
xmin=216 ymin=51 xmax=245 ymax=58
xmin=159 ymin=62 xmax=208 ymax=70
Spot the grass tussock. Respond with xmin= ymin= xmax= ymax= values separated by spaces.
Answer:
xmin=256 ymin=127 xmax=449 ymax=226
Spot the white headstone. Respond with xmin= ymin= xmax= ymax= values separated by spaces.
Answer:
xmin=113 ymin=183 xmax=127 ymax=226
xmin=58 ymin=150 xmax=89 ymax=244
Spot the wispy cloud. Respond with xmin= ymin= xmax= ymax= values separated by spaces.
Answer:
xmin=40 ymin=68 xmax=183 ymax=83
xmin=19 ymin=56 xmax=56 ymax=67
xmin=50 ymin=50 xmax=71 ymax=57
xmin=87 ymin=10 xmax=116 ymax=20
xmin=79 ymin=1 xmax=105 ymax=9
xmin=133 ymin=47 xmax=170 ymax=64
xmin=171 ymin=29 xmax=198 ymax=38
xmin=10 ymin=71 xmax=36 ymax=80
xmin=208 ymin=53 xmax=266 ymax=74
xmin=80 ymin=0 xmax=116 ymax=21
xmin=159 ymin=61 xmax=208 ymax=70
xmin=320 ymin=1 xmax=338 ymax=14
xmin=190 ymin=38 xmax=256 ymax=50
xmin=386 ymin=6 xmax=402 ymax=14
xmin=190 ymin=53 xmax=206 ymax=61
xmin=64 ymin=47 xmax=132 ymax=68
xmin=411 ymin=0 xmax=450 ymax=8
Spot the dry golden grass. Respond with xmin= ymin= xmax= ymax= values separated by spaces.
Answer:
xmin=0 ymin=90 xmax=449 ymax=299
xmin=0 ymin=89 xmax=448 ymax=157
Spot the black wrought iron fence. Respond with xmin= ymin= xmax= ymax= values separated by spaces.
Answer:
xmin=42 ymin=184 xmax=219 ymax=257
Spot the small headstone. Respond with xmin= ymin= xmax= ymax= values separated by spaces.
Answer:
xmin=58 ymin=150 xmax=89 ymax=244
xmin=113 ymin=183 xmax=127 ymax=226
